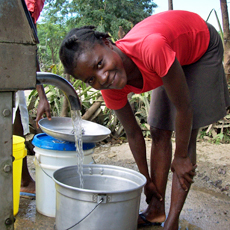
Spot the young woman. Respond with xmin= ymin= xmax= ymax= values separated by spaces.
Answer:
xmin=59 ymin=10 xmax=230 ymax=230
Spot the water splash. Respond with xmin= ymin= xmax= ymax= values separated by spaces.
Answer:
xmin=71 ymin=110 xmax=84 ymax=188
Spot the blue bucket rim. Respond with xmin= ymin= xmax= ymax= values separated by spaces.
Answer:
xmin=32 ymin=133 xmax=95 ymax=151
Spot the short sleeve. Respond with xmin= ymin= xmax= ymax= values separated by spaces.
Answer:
xmin=25 ymin=0 xmax=45 ymax=23
xmin=101 ymin=88 xmax=130 ymax=110
xmin=141 ymin=34 xmax=176 ymax=77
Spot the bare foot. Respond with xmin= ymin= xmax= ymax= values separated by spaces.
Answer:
xmin=138 ymin=213 xmax=165 ymax=226
xmin=21 ymin=179 xmax=35 ymax=194
xmin=138 ymin=196 xmax=166 ymax=225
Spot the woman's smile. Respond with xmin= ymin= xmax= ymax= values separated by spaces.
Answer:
xmin=72 ymin=41 xmax=127 ymax=90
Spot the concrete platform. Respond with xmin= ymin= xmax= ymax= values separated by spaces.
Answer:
xmin=14 ymin=148 xmax=230 ymax=230
xmin=15 ymin=197 xmax=55 ymax=230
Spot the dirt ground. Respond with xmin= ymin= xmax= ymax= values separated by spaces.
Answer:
xmin=92 ymin=138 xmax=230 ymax=230
xmin=23 ymin=137 xmax=230 ymax=230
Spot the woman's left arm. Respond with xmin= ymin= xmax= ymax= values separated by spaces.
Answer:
xmin=162 ymin=57 xmax=196 ymax=191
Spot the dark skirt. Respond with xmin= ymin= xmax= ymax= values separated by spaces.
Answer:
xmin=147 ymin=23 xmax=230 ymax=130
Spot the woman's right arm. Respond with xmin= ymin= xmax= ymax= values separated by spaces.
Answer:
xmin=35 ymin=84 xmax=51 ymax=128
xmin=114 ymin=101 xmax=162 ymax=202
xmin=35 ymin=56 xmax=51 ymax=128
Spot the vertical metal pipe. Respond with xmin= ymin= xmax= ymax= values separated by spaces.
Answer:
xmin=0 ymin=92 xmax=14 ymax=229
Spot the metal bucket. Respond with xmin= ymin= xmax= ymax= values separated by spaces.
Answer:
xmin=53 ymin=164 xmax=146 ymax=230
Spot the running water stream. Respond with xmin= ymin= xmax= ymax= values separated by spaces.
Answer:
xmin=71 ymin=110 xmax=84 ymax=188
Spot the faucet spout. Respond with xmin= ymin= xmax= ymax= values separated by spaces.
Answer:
xmin=36 ymin=72 xmax=81 ymax=111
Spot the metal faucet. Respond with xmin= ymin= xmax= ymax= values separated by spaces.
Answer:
xmin=36 ymin=72 xmax=81 ymax=111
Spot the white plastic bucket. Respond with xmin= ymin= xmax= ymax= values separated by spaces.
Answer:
xmin=32 ymin=133 xmax=95 ymax=217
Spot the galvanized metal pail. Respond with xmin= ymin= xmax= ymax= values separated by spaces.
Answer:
xmin=53 ymin=164 xmax=146 ymax=230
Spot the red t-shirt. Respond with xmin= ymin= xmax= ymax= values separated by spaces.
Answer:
xmin=101 ymin=10 xmax=210 ymax=110
xmin=25 ymin=0 xmax=45 ymax=23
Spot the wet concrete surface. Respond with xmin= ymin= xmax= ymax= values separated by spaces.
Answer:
xmin=14 ymin=141 xmax=230 ymax=230
xmin=15 ymin=197 xmax=55 ymax=230
xmin=14 ymin=176 xmax=230 ymax=230
xmin=138 ymin=184 xmax=230 ymax=230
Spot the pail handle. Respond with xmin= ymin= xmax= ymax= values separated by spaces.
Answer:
xmin=65 ymin=198 xmax=104 ymax=230
xmin=34 ymin=156 xmax=52 ymax=179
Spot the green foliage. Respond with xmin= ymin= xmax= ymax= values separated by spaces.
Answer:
xmin=42 ymin=0 xmax=157 ymax=40
xmin=36 ymin=0 xmax=157 ymax=74
xmin=213 ymin=133 xmax=224 ymax=144
xmin=130 ymin=91 xmax=152 ymax=137
xmin=131 ymin=92 xmax=150 ymax=117
xmin=37 ymin=23 xmax=67 ymax=70
xmin=206 ymin=9 xmax=223 ymax=42
xmin=198 ymin=129 xmax=207 ymax=139
xmin=28 ymin=84 xmax=64 ymax=117
xmin=198 ymin=115 xmax=230 ymax=144
xmin=72 ymin=79 xmax=101 ymax=114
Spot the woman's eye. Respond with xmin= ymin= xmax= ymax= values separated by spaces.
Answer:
xmin=97 ymin=60 xmax=102 ymax=68
xmin=87 ymin=77 xmax=95 ymax=85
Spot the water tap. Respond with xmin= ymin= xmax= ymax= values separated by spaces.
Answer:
xmin=36 ymin=72 xmax=81 ymax=111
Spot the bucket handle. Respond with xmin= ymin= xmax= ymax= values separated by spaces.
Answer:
xmin=34 ymin=156 xmax=52 ymax=179
xmin=65 ymin=198 xmax=104 ymax=230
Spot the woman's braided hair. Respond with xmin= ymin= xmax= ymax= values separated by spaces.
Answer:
xmin=59 ymin=26 xmax=110 ymax=76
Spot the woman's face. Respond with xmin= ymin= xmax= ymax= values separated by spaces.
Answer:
xmin=72 ymin=40 xmax=127 ymax=90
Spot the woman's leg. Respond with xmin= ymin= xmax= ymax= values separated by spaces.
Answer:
xmin=139 ymin=127 xmax=172 ymax=223
xmin=163 ymin=128 xmax=199 ymax=230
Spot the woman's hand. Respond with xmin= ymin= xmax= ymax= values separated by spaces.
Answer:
xmin=35 ymin=97 xmax=51 ymax=128
xmin=144 ymin=181 xmax=163 ymax=204
xmin=171 ymin=155 xmax=197 ymax=191
xmin=35 ymin=85 xmax=51 ymax=128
